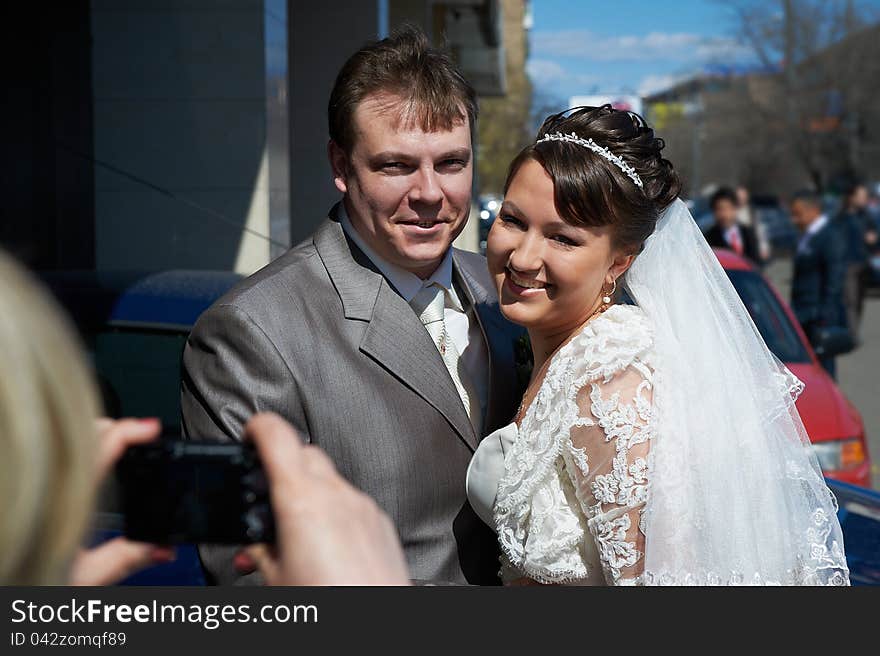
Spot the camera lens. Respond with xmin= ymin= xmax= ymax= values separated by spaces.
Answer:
xmin=244 ymin=507 xmax=270 ymax=541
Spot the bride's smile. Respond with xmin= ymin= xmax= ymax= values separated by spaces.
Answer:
xmin=505 ymin=268 xmax=549 ymax=293
xmin=486 ymin=158 xmax=633 ymax=358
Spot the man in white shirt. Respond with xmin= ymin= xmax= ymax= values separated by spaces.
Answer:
xmin=704 ymin=187 xmax=761 ymax=263
xmin=182 ymin=26 xmax=526 ymax=585
xmin=338 ymin=205 xmax=489 ymax=426
xmin=797 ymin=211 xmax=829 ymax=255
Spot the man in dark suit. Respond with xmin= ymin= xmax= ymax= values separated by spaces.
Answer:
xmin=835 ymin=182 xmax=875 ymax=342
xmin=704 ymin=187 xmax=762 ymax=264
xmin=790 ymin=190 xmax=848 ymax=378
xmin=180 ymin=27 xmax=525 ymax=585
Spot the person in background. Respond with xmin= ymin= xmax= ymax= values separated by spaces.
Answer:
xmin=704 ymin=187 xmax=761 ymax=264
xmin=790 ymin=190 xmax=849 ymax=378
xmin=868 ymin=188 xmax=880 ymax=224
xmin=736 ymin=185 xmax=771 ymax=262
xmin=0 ymin=249 xmax=408 ymax=586
xmin=835 ymin=182 xmax=876 ymax=342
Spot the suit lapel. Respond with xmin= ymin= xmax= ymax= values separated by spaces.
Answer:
xmin=454 ymin=253 xmax=520 ymax=435
xmin=314 ymin=207 xmax=478 ymax=452
xmin=312 ymin=208 xmax=382 ymax=321
xmin=360 ymin=284 xmax=478 ymax=451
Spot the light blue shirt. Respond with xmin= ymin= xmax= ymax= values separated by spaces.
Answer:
xmin=338 ymin=203 xmax=489 ymax=429
xmin=338 ymin=203 xmax=461 ymax=308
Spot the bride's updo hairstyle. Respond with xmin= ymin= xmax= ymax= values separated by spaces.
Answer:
xmin=504 ymin=105 xmax=681 ymax=254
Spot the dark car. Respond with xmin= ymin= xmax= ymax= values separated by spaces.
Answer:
xmin=869 ymin=251 xmax=880 ymax=290
xmin=754 ymin=202 xmax=799 ymax=256
xmin=41 ymin=269 xmax=242 ymax=585
xmin=41 ymin=270 xmax=241 ymax=432
xmin=826 ymin=479 xmax=880 ymax=585
xmin=686 ymin=196 xmax=714 ymax=233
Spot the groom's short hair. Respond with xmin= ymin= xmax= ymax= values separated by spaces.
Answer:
xmin=328 ymin=24 xmax=478 ymax=153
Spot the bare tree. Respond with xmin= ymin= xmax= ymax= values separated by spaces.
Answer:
xmin=723 ymin=0 xmax=880 ymax=191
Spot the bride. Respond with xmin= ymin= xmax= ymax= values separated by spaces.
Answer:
xmin=466 ymin=105 xmax=850 ymax=586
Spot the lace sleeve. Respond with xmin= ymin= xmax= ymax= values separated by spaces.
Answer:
xmin=561 ymin=362 xmax=655 ymax=585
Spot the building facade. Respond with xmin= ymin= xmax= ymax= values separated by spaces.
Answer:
xmin=3 ymin=1 xmax=515 ymax=273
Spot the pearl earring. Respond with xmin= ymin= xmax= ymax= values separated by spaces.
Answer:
xmin=602 ymin=278 xmax=617 ymax=305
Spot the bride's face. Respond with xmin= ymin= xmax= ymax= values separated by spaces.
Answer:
xmin=487 ymin=158 xmax=629 ymax=335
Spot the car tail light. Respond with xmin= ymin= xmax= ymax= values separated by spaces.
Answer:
xmin=840 ymin=439 xmax=866 ymax=469
xmin=812 ymin=438 xmax=866 ymax=471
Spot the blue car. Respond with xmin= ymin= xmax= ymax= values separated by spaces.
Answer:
xmin=41 ymin=269 xmax=880 ymax=585
xmin=41 ymin=270 xmax=242 ymax=585
xmin=826 ymin=480 xmax=880 ymax=585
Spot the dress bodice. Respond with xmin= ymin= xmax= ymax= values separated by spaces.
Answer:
xmin=466 ymin=422 xmax=518 ymax=529
xmin=467 ymin=304 xmax=657 ymax=585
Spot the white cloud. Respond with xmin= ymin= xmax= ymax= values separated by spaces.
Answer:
xmin=525 ymin=58 xmax=567 ymax=81
xmin=532 ymin=30 xmax=752 ymax=64
xmin=526 ymin=58 xmax=598 ymax=91
xmin=637 ymin=73 xmax=693 ymax=96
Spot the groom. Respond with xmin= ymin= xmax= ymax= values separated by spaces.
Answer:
xmin=181 ymin=26 xmax=526 ymax=585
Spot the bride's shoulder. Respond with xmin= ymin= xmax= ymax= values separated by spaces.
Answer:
xmin=598 ymin=302 xmax=652 ymax=332
xmin=560 ymin=304 xmax=655 ymax=382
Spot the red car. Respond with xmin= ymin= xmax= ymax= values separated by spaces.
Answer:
xmin=716 ymin=249 xmax=871 ymax=487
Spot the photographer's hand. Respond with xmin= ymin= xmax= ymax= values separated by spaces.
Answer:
xmin=69 ymin=418 xmax=174 ymax=586
xmin=240 ymin=413 xmax=410 ymax=585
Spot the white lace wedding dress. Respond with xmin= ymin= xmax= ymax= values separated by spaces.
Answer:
xmin=467 ymin=301 xmax=849 ymax=586
xmin=468 ymin=304 xmax=655 ymax=585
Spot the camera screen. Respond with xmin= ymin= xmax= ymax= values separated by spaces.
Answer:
xmin=117 ymin=442 xmax=271 ymax=544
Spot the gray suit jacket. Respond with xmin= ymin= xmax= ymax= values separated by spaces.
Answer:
xmin=181 ymin=204 xmax=526 ymax=585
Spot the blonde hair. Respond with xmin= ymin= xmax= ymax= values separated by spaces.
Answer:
xmin=0 ymin=251 xmax=102 ymax=584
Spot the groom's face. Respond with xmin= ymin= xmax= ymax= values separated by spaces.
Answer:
xmin=330 ymin=92 xmax=473 ymax=279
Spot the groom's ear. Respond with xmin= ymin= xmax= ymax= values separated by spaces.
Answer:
xmin=328 ymin=140 xmax=349 ymax=194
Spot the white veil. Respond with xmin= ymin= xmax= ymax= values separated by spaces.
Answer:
xmin=624 ymin=199 xmax=849 ymax=585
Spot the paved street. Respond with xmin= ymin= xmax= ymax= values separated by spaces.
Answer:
xmin=765 ymin=258 xmax=880 ymax=489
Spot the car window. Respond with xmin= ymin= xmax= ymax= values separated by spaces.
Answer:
xmin=88 ymin=328 xmax=189 ymax=435
xmin=725 ymin=270 xmax=811 ymax=363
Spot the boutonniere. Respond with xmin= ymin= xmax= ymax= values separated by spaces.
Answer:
xmin=514 ymin=332 xmax=534 ymax=392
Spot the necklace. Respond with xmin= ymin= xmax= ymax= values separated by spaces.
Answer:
xmin=513 ymin=301 xmax=613 ymax=426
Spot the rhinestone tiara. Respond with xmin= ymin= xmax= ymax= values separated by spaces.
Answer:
xmin=535 ymin=131 xmax=644 ymax=188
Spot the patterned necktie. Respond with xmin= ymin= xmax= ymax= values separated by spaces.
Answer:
xmin=410 ymin=283 xmax=481 ymax=432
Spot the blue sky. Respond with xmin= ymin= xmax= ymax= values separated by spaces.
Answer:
xmin=527 ymin=0 xmax=880 ymax=102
